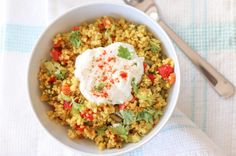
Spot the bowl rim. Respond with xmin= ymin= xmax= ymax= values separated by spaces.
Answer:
xmin=27 ymin=2 xmax=181 ymax=156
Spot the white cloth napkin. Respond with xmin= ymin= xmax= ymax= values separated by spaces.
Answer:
xmin=0 ymin=0 xmax=235 ymax=155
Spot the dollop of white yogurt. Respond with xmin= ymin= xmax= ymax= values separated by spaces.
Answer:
xmin=74 ymin=42 xmax=144 ymax=105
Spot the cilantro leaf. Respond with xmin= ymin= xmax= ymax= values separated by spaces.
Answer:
xmin=70 ymin=30 xmax=81 ymax=47
xmin=94 ymin=82 xmax=106 ymax=91
xmin=111 ymin=124 xmax=128 ymax=140
xmin=117 ymin=46 xmax=133 ymax=60
xmin=131 ymin=78 xmax=138 ymax=95
xmin=149 ymin=40 xmax=161 ymax=53
xmin=120 ymin=110 xmax=136 ymax=125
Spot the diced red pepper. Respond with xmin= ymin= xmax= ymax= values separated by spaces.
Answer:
xmin=120 ymin=71 xmax=128 ymax=79
xmin=61 ymin=83 xmax=70 ymax=95
xmin=98 ymin=23 xmax=105 ymax=31
xmin=63 ymin=101 xmax=72 ymax=109
xmin=148 ymin=74 xmax=156 ymax=82
xmin=157 ymin=64 xmax=174 ymax=78
xmin=53 ymin=40 xmax=62 ymax=49
xmin=48 ymin=76 xmax=56 ymax=84
xmin=72 ymin=26 xmax=80 ymax=31
xmin=75 ymin=124 xmax=85 ymax=133
xmin=119 ymin=104 xmax=126 ymax=110
xmin=50 ymin=49 xmax=61 ymax=61
xmin=143 ymin=63 xmax=148 ymax=71
xmin=80 ymin=109 xmax=94 ymax=121
xmin=168 ymin=73 xmax=176 ymax=85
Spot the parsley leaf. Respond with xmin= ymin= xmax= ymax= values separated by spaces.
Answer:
xmin=44 ymin=61 xmax=67 ymax=80
xmin=120 ymin=110 xmax=136 ymax=125
xmin=60 ymin=92 xmax=71 ymax=101
xmin=136 ymin=109 xmax=154 ymax=123
xmin=96 ymin=126 xmax=107 ymax=136
xmin=117 ymin=46 xmax=133 ymax=60
xmin=131 ymin=78 xmax=138 ymax=95
xmin=94 ymin=82 xmax=106 ymax=91
xmin=71 ymin=99 xmax=85 ymax=115
xmin=111 ymin=124 xmax=128 ymax=140
xmin=70 ymin=30 xmax=81 ymax=47
xmin=154 ymin=110 xmax=163 ymax=120
xmin=149 ymin=39 xmax=161 ymax=53
xmin=54 ymin=69 xmax=67 ymax=80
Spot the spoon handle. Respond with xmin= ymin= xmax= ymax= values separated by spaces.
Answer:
xmin=158 ymin=20 xmax=235 ymax=98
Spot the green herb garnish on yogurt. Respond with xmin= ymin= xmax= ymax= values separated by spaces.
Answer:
xmin=117 ymin=46 xmax=133 ymax=60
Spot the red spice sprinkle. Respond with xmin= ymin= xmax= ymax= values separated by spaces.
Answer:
xmin=107 ymin=57 xmax=116 ymax=62
xmin=93 ymin=91 xmax=108 ymax=98
xmin=96 ymin=58 xmax=102 ymax=62
xmin=101 ymin=76 xmax=108 ymax=81
xmin=98 ymin=64 xmax=104 ymax=69
xmin=106 ymin=83 xmax=112 ymax=89
xmin=120 ymin=71 xmax=128 ymax=79
xmin=110 ymin=79 xmax=114 ymax=84
xmin=114 ymin=78 xmax=120 ymax=83
xmin=102 ymin=50 xmax=107 ymax=55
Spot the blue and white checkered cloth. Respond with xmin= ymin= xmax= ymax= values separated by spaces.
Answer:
xmin=0 ymin=0 xmax=235 ymax=155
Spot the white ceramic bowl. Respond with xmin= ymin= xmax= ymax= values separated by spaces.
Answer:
xmin=27 ymin=2 xmax=180 ymax=156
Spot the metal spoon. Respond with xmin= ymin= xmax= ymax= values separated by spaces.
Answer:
xmin=124 ymin=0 xmax=235 ymax=98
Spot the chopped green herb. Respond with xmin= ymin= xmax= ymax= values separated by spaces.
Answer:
xmin=43 ymin=61 xmax=67 ymax=80
xmin=111 ymin=124 xmax=128 ymax=140
xmin=136 ymin=88 xmax=155 ymax=104
xmin=154 ymin=110 xmax=163 ymax=120
xmin=94 ymin=82 xmax=106 ymax=91
xmin=117 ymin=46 xmax=133 ymax=60
xmin=120 ymin=110 xmax=136 ymax=125
xmin=137 ymin=109 xmax=153 ymax=123
xmin=149 ymin=39 xmax=161 ymax=53
xmin=96 ymin=126 xmax=107 ymax=136
xmin=60 ymin=92 xmax=71 ymax=101
xmin=131 ymin=78 xmax=138 ymax=95
xmin=44 ymin=61 xmax=55 ymax=73
xmin=70 ymin=30 xmax=81 ymax=47
xmin=54 ymin=69 xmax=67 ymax=80
xmin=71 ymin=99 xmax=85 ymax=115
